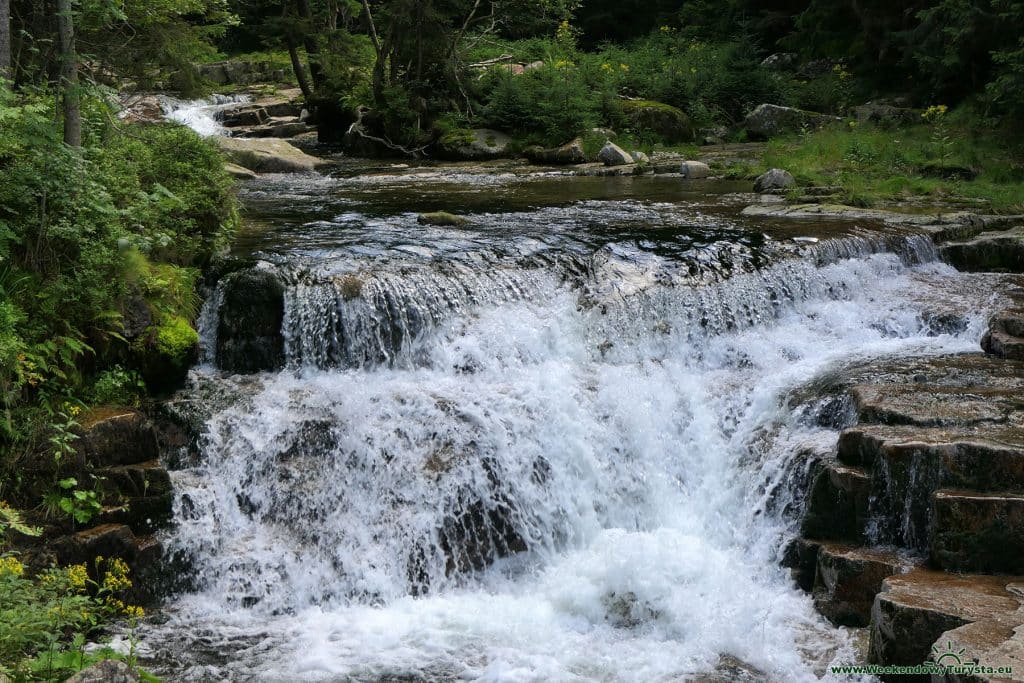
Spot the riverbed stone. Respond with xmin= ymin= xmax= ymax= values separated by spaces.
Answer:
xmin=598 ymin=141 xmax=634 ymax=166
xmin=869 ymin=570 xmax=1022 ymax=670
xmin=753 ymin=168 xmax=795 ymax=192
xmin=690 ymin=655 xmax=769 ymax=682
xmin=680 ymin=160 xmax=711 ymax=179
xmin=931 ymin=490 xmax=1024 ymax=573
xmin=930 ymin=606 xmax=1024 ymax=682
xmin=216 ymin=267 xmax=286 ymax=374
xmin=417 ymin=212 xmax=470 ymax=227
xmin=523 ymin=138 xmax=587 ymax=165
xmin=224 ymin=162 xmax=257 ymax=180
xmin=215 ymin=136 xmax=329 ymax=174
xmin=813 ymin=544 xmax=913 ymax=627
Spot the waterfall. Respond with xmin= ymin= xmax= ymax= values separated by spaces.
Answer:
xmin=147 ymin=214 xmax=991 ymax=680
xmin=159 ymin=94 xmax=252 ymax=137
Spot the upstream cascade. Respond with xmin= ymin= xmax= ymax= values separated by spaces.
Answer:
xmin=141 ymin=162 xmax=1006 ymax=682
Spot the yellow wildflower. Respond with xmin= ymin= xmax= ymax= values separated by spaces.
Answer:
xmin=124 ymin=604 xmax=145 ymax=619
xmin=619 ymin=63 xmax=629 ymax=71
xmin=102 ymin=557 xmax=132 ymax=592
xmin=68 ymin=563 xmax=89 ymax=591
xmin=0 ymin=555 xmax=24 ymax=577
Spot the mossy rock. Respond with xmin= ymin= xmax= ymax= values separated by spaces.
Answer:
xmin=131 ymin=315 xmax=199 ymax=395
xmin=216 ymin=267 xmax=286 ymax=374
xmin=619 ymin=100 xmax=695 ymax=143
xmin=417 ymin=212 xmax=470 ymax=227
xmin=435 ymin=128 xmax=512 ymax=161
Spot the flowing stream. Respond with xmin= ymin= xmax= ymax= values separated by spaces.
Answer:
xmin=141 ymin=107 xmax=1007 ymax=682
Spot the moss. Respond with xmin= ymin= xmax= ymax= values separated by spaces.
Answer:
xmin=619 ymin=100 xmax=695 ymax=143
xmin=153 ymin=315 xmax=199 ymax=363
xmin=439 ymin=128 xmax=476 ymax=147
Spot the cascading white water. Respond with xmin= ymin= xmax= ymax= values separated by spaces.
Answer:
xmin=146 ymin=219 xmax=1002 ymax=681
xmin=160 ymin=94 xmax=252 ymax=137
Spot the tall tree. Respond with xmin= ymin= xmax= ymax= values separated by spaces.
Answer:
xmin=56 ymin=0 xmax=81 ymax=147
xmin=0 ymin=0 xmax=10 ymax=80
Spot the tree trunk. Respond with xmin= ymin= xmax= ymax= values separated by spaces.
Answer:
xmin=287 ymin=38 xmax=314 ymax=102
xmin=56 ymin=0 xmax=81 ymax=147
xmin=0 ymin=0 xmax=11 ymax=81
xmin=295 ymin=0 xmax=323 ymax=90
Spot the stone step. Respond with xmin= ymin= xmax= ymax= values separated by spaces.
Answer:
xmin=96 ymin=459 xmax=172 ymax=498
xmin=984 ymin=329 xmax=1024 ymax=362
xmin=931 ymin=489 xmax=1024 ymax=574
xmin=76 ymin=408 xmax=159 ymax=467
xmin=800 ymin=462 xmax=871 ymax=542
xmin=812 ymin=543 xmax=918 ymax=627
xmin=849 ymin=383 xmax=1024 ymax=429
xmin=869 ymin=569 xmax=1023 ymax=671
xmin=837 ymin=425 xmax=1024 ymax=492
xmin=931 ymin=591 xmax=1024 ymax=682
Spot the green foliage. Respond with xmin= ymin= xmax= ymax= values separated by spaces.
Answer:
xmin=91 ymin=367 xmax=146 ymax=408
xmin=44 ymin=478 xmax=103 ymax=526
xmin=0 ymin=502 xmax=42 ymax=539
xmin=0 ymin=555 xmax=149 ymax=682
xmin=0 ymin=85 xmax=237 ymax=488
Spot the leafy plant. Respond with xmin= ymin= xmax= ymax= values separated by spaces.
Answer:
xmin=44 ymin=478 xmax=104 ymax=526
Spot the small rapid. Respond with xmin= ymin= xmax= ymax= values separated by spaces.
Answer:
xmin=144 ymin=168 xmax=1006 ymax=682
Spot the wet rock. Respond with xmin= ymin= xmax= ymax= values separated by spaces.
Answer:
xmin=690 ymin=654 xmax=769 ymax=682
xmin=743 ymin=104 xmax=840 ymax=140
xmin=680 ymin=160 xmax=711 ymax=179
xmin=781 ymin=537 xmax=822 ymax=591
xmin=812 ymin=543 xmax=913 ymax=627
xmin=417 ymin=212 xmax=470 ymax=227
xmin=51 ymin=524 xmax=140 ymax=567
xmin=523 ymin=138 xmax=587 ymax=165
xmin=436 ymin=128 xmax=512 ymax=160
xmin=65 ymin=660 xmax=140 ymax=683
xmin=630 ymin=150 xmax=649 ymax=164
xmin=942 ymin=228 xmax=1024 ymax=274
xmin=602 ymin=590 xmax=661 ymax=628
xmin=220 ymin=105 xmax=268 ymax=128
xmin=438 ymin=498 xmax=527 ymax=576
xmin=215 ymin=137 xmax=329 ymax=174
xmin=598 ymin=141 xmax=634 ymax=166
xmin=869 ymin=569 xmax=1022 ymax=669
xmin=931 ymin=490 xmax=1024 ymax=573
xmin=216 ymin=267 xmax=286 ymax=374
xmin=754 ymin=168 xmax=795 ymax=193
xmin=619 ymin=100 xmax=694 ymax=143
xmin=800 ymin=462 xmax=870 ymax=541
xmin=117 ymin=94 xmax=164 ymax=124
xmin=930 ymin=603 xmax=1024 ymax=682
xmin=76 ymin=409 xmax=159 ymax=468
xmin=224 ymin=162 xmax=257 ymax=180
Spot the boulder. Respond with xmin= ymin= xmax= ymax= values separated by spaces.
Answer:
xmin=436 ymin=128 xmax=512 ymax=160
xmin=76 ymin=409 xmax=159 ymax=468
xmin=930 ymin=609 xmax=1024 ymax=682
xmin=216 ymin=267 xmax=286 ymax=374
xmin=220 ymin=105 xmax=268 ymax=128
xmin=852 ymin=103 xmax=921 ymax=127
xmin=754 ymin=168 xmax=796 ymax=192
xmin=598 ymin=141 xmax=634 ymax=166
xmin=760 ymin=53 xmax=799 ymax=70
xmin=630 ymin=151 xmax=650 ymax=164
xmin=680 ymin=160 xmax=711 ymax=179
xmin=417 ymin=212 xmax=470 ymax=227
xmin=620 ymin=100 xmax=694 ymax=143
xmin=743 ymin=104 xmax=840 ymax=140
xmin=690 ymin=655 xmax=769 ymax=682
xmin=523 ymin=138 xmax=587 ymax=165
xmin=215 ymin=137 xmax=329 ymax=174
xmin=66 ymin=660 xmax=140 ymax=683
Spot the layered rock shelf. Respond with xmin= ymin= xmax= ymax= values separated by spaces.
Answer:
xmin=788 ymin=293 xmax=1024 ymax=679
